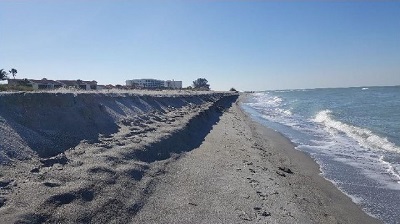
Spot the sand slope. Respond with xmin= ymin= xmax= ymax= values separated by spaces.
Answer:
xmin=0 ymin=92 xmax=230 ymax=161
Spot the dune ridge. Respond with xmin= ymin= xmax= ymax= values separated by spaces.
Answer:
xmin=0 ymin=91 xmax=234 ymax=162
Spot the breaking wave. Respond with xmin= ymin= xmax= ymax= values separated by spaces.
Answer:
xmin=313 ymin=110 xmax=400 ymax=154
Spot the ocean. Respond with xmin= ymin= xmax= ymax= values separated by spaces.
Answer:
xmin=241 ymin=86 xmax=400 ymax=224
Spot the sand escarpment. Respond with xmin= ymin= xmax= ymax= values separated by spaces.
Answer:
xmin=0 ymin=91 xmax=238 ymax=223
xmin=0 ymin=91 xmax=235 ymax=162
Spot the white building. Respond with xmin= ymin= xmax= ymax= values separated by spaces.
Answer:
xmin=164 ymin=80 xmax=182 ymax=89
xmin=126 ymin=79 xmax=182 ymax=89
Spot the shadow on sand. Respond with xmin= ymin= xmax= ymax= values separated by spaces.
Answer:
xmin=128 ymin=95 xmax=238 ymax=163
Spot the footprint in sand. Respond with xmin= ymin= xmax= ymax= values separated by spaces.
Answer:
xmin=256 ymin=191 xmax=268 ymax=200
xmin=43 ymin=182 xmax=62 ymax=188
xmin=246 ymin=177 xmax=260 ymax=188
xmin=254 ymin=207 xmax=271 ymax=217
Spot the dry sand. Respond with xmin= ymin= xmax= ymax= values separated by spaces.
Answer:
xmin=0 ymin=92 xmax=381 ymax=223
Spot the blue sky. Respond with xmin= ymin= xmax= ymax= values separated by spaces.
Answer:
xmin=1 ymin=1 xmax=399 ymax=91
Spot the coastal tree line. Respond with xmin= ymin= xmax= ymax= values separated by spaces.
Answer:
xmin=1 ymin=70 xmax=237 ymax=92
xmin=192 ymin=78 xmax=210 ymax=90
xmin=0 ymin=68 xmax=17 ymax=80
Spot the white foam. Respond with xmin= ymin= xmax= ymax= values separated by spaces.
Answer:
xmin=278 ymin=108 xmax=292 ymax=116
xmin=247 ymin=93 xmax=293 ymax=121
xmin=313 ymin=110 xmax=400 ymax=154
xmin=379 ymin=156 xmax=400 ymax=184
xmin=246 ymin=92 xmax=400 ymax=222
xmin=251 ymin=92 xmax=282 ymax=105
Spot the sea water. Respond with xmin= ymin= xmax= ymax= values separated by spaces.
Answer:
xmin=242 ymin=86 xmax=400 ymax=224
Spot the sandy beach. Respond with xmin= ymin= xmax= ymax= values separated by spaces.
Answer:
xmin=131 ymin=95 xmax=381 ymax=224
xmin=0 ymin=92 xmax=381 ymax=223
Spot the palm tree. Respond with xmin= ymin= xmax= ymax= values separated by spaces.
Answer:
xmin=0 ymin=69 xmax=8 ymax=81
xmin=9 ymin=68 xmax=17 ymax=79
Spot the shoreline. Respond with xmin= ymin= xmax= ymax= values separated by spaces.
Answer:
xmin=0 ymin=92 xmax=382 ymax=223
xmin=131 ymin=96 xmax=381 ymax=223
xmin=238 ymin=97 xmax=382 ymax=223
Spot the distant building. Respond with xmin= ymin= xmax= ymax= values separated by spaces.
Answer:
xmin=126 ymin=79 xmax=182 ymax=89
xmin=126 ymin=79 xmax=165 ymax=89
xmin=57 ymin=80 xmax=97 ymax=90
xmin=30 ymin=79 xmax=64 ymax=90
xmin=7 ymin=78 xmax=98 ymax=90
xmin=7 ymin=79 xmax=34 ymax=87
xmin=165 ymin=80 xmax=182 ymax=89
xmin=97 ymin=85 xmax=106 ymax=90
